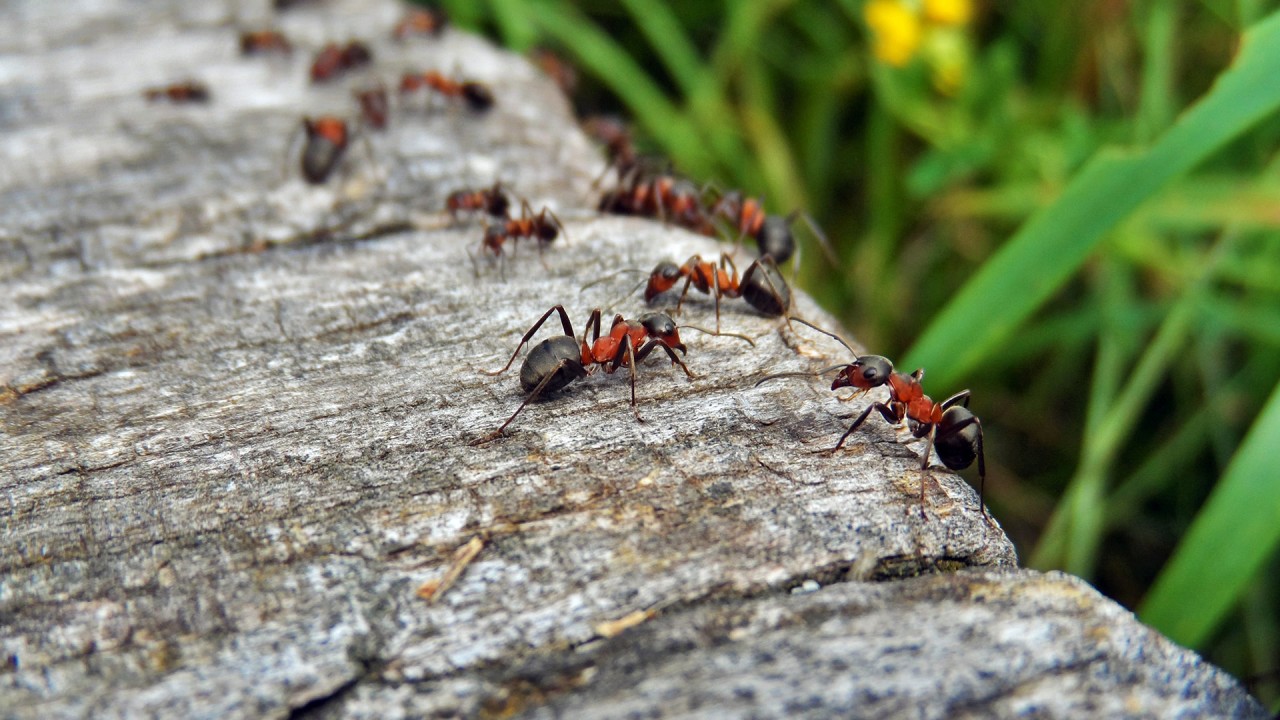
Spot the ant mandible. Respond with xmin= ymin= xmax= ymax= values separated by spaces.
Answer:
xmin=471 ymin=305 xmax=695 ymax=444
xmin=643 ymin=253 xmax=792 ymax=330
xmin=755 ymin=318 xmax=988 ymax=519
xmin=399 ymin=71 xmax=494 ymax=113
xmin=447 ymin=181 xmax=510 ymax=222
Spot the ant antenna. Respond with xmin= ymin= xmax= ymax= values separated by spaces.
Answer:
xmin=786 ymin=316 xmax=860 ymax=359
xmin=580 ymin=268 xmax=648 ymax=311
xmin=676 ymin=324 xmax=755 ymax=347
xmin=579 ymin=267 xmax=646 ymax=292
xmin=754 ymin=365 xmax=848 ymax=387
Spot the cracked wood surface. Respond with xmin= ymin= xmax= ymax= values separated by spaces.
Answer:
xmin=0 ymin=1 xmax=1266 ymax=718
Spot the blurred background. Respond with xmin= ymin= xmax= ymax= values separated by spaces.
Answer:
xmin=424 ymin=0 xmax=1280 ymax=708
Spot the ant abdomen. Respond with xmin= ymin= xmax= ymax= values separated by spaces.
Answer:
xmin=520 ymin=336 xmax=585 ymax=394
xmin=741 ymin=260 xmax=790 ymax=316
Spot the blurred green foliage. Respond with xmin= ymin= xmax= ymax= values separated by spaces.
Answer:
xmin=430 ymin=0 xmax=1280 ymax=706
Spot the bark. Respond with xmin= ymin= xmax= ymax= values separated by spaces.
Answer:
xmin=0 ymin=1 xmax=1265 ymax=718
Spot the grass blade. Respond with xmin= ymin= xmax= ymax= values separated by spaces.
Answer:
xmin=902 ymin=10 xmax=1280 ymax=389
xmin=1139 ymin=378 xmax=1280 ymax=648
xmin=527 ymin=1 xmax=714 ymax=177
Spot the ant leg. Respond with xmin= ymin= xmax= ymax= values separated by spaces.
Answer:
xmin=606 ymin=334 xmax=644 ymax=420
xmin=282 ymin=121 xmax=306 ymax=184
xmin=919 ymin=424 xmax=937 ymax=511
xmin=753 ymin=256 xmax=795 ymax=329
xmin=791 ymin=209 xmax=841 ymax=269
xmin=471 ymin=357 xmax=577 ymax=444
xmin=716 ymin=253 xmax=741 ymax=334
xmin=634 ymin=339 xmax=695 ymax=379
xmin=354 ymin=127 xmax=381 ymax=184
xmin=674 ymin=255 xmax=702 ymax=316
xmin=824 ymin=402 xmax=898 ymax=454
xmin=940 ymin=389 xmax=972 ymax=410
xmin=483 ymin=304 xmax=576 ymax=375
xmin=583 ymin=308 xmax=606 ymax=348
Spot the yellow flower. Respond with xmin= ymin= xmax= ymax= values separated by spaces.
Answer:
xmin=923 ymin=0 xmax=973 ymax=27
xmin=865 ymin=0 xmax=923 ymax=67
xmin=923 ymin=26 xmax=970 ymax=95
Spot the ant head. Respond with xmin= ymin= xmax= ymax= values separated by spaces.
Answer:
xmin=640 ymin=313 xmax=686 ymax=354
xmin=463 ymin=82 xmax=495 ymax=112
xmin=644 ymin=261 xmax=682 ymax=301
xmin=482 ymin=225 xmax=506 ymax=252
xmin=831 ymin=354 xmax=894 ymax=391
xmin=342 ymin=42 xmax=373 ymax=67
xmin=305 ymin=116 xmax=348 ymax=145
xmin=488 ymin=192 xmax=510 ymax=217
xmin=398 ymin=73 xmax=421 ymax=92
xmin=756 ymin=215 xmax=795 ymax=265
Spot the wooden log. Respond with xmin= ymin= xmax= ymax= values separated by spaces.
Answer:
xmin=0 ymin=1 xmax=1265 ymax=718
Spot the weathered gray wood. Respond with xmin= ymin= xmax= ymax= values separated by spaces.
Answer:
xmin=0 ymin=1 xmax=1265 ymax=718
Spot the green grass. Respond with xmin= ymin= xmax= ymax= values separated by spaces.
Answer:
xmin=432 ymin=0 xmax=1280 ymax=707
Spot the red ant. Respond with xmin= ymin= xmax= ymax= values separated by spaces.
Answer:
xmin=583 ymin=115 xmax=638 ymax=188
xmin=144 ymin=81 xmax=210 ymax=104
xmin=480 ymin=201 xmax=566 ymax=258
xmin=530 ymin=47 xmax=578 ymax=96
xmin=393 ymin=7 xmax=449 ymax=39
xmin=292 ymin=116 xmax=353 ymax=185
xmin=447 ymin=182 xmax=510 ymax=221
xmin=600 ymin=173 xmax=708 ymax=233
xmin=756 ymin=318 xmax=988 ymax=519
xmin=239 ymin=30 xmax=292 ymax=56
xmin=473 ymin=305 xmax=749 ymax=444
xmin=354 ymin=84 xmax=389 ymax=130
xmin=706 ymin=190 xmax=836 ymax=266
xmin=399 ymin=71 xmax=494 ymax=112
xmin=641 ymin=253 xmax=791 ymax=330
xmin=310 ymin=41 xmax=372 ymax=83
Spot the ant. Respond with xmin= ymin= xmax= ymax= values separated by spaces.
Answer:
xmin=144 ymin=81 xmax=210 ymax=104
xmin=239 ymin=30 xmax=292 ymax=56
xmin=642 ymin=253 xmax=791 ymax=330
xmin=393 ymin=7 xmax=448 ymax=39
xmin=480 ymin=201 xmax=566 ymax=259
xmin=473 ymin=305 xmax=750 ymax=444
xmin=292 ymin=116 xmax=353 ymax=185
xmin=583 ymin=115 xmax=638 ymax=188
xmin=707 ymin=190 xmax=836 ymax=266
xmin=354 ymin=84 xmax=389 ymax=130
xmin=310 ymin=41 xmax=372 ymax=83
xmin=756 ymin=318 xmax=988 ymax=519
xmin=600 ymin=172 xmax=708 ymax=233
xmin=399 ymin=71 xmax=494 ymax=113
xmin=530 ymin=47 xmax=578 ymax=96
xmin=447 ymin=181 xmax=510 ymax=221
